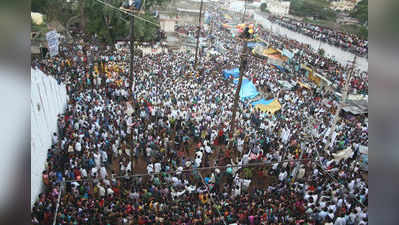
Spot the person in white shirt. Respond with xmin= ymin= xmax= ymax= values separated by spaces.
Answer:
xmin=334 ymin=215 xmax=347 ymax=225
xmin=278 ymin=170 xmax=287 ymax=182
xmin=106 ymin=186 xmax=114 ymax=196
xmin=91 ymin=167 xmax=98 ymax=178
xmin=100 ymin=166 xmax=107 ymax=179
xmin=100 ymin=150 xmax=108 ymax=164
xmin=205 ymin=145 xmax=212 ymax=154
xmin=52 ymin=133 xmax=58 ymax=145
xmin=154 ymin=162 xmax=161 ymax=173
xmin=80 ymin=168 xmax=87 ymax=178
xmin=318 ymin=208 xmax=328 ymax=221
xmin=75 ymin=142 xmax=81 ymax=152
xmin=195 ymin=150 xmax=203 ymax=161
xmin=147 ymin=163 xmax=154 ymax=174
xmin=98 ymin=184 xmax=106 ymax=197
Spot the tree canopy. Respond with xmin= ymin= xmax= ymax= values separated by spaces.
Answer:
xmin=290 ymin=0 xmax=336 ymax=21
xmin=351 ymin=0 xmax=368 ymax=25
xmin=31 ymin=0 xmax=169 ymax=44
xmin=260 ymin=3 xmax=267 ymax=12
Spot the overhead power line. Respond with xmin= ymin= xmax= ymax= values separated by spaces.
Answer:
xmin=94 ymin=0 xmax=161 ymax=28
xmin=63 ymin=158 xmax=311 ymax=183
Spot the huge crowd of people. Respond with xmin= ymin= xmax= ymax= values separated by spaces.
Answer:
xmin=31 ymin=3 xmax=368 ymax=225
xmin=253 ymin=24 xmax=368 ymax=96
xmin=268 ymin=16 xmax=368 ymax=58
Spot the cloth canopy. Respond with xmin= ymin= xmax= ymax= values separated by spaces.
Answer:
xmin=251 ymin=98 xmax=282 ymax=114
xmin=239 ymin=79 xmax=258 ymax=101
xmin=223 ymin=68 xmax=240 ymax=79
xmin=233 ymin=77 xmax=249 ymax=85
xmin=298 ymin=81 xmax=311 ymax=89
xmin=247 ymin=42 xmax=266 ymax=49
xmin=332 ymin=147 xmax=354 ymax=162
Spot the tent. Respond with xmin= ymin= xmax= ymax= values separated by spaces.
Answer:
xmin=278 ymin=80 xmax=294 ymax=90
xmin=247 ymin=42 xmax=266 ymax=49
xmin=282 ymin=48 xmax=294 ymax=59
xmin=233 ymin=77 xmax=249 ymax=85
xmin=297 ymin=81 xmax=311 ymax=89
xmin=239 ymin=80 xmax=259 ymax=101
xmin=273 ymin=64 xmax=286 ymax=72
xmin=332 ymin=147 xmax=354 ymax=162
xmin=251 ymin=98 xmax=281 ymax=114
xmin=223 ymin=68 xmax=240 ymax=79
xmin=342 ymin=95 xmax=368 ymax=115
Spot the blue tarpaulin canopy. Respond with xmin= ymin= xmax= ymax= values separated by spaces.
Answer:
xmin=282 ymin=48 xmax=294 ymax=59
xmin=273 ymin=64 xmax=286 ymax=72
xmin=239 ymin=79 xmax=259 ymax=100
xmin=232 ymin=77 xmax=259 ymax=101
xmin=233 ymin=77 xmax=249 ymax=85
xmin=251 ymin=98 xmax=274 ymax=107
xmin=247 ymin=42 xmax=266 ymax=49
xmin=130 ymin=0 xmax=143 ymax=10
xmin=223 ymin=68 xmax=240 ymax=79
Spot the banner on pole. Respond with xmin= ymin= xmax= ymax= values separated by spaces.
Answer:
xmin=46 ymin=30 xmax=59 ymax=57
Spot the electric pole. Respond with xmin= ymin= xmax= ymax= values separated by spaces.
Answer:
xmin=194 ymin=0 xmax=204 ymax=69
xmin=323 ymin=56 xmax=357 ymax=155
xmin=130 ymin=12 xmax=135 ymax=92
xmin=228 ymin=0 xmax=248 ymax=154
xmin=242 ymin=0 xmax=247 ymax=22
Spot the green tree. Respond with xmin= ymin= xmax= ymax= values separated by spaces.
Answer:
xmin=83 ymin=0 xmax=168 ymax=44
xmin=351 ymin=0 xmax=368 ymax=25
xmin=133 ymin=12 xmax=160 ymax=42
xmin=290 ymin=0 xmax=336 ymax=21
xmin=84 ymin=0 xmax=126 ymax=44
xmin=32 ymin=0 xmax=73 ymax=23
xmin=358 ymin=26 xmax=368 ymax=40
xmin=260 ymin=3 xmax=267 ymax=12
xmin=31 ymin=0 xmax=49 ymax=13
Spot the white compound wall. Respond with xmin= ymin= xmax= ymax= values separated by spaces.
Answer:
xmin=31 ymin=68 xmax=68 ymax=207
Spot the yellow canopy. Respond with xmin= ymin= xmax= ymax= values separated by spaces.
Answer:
xmin=254 ymin=99 xmax=282 ymax=114
xmin=222 ymin=24 xmax=232 ymax=28
xmin=224 ymin=14 xmax=232 ymax=20
xmin=263 ymin=48 xmax=279 ymax=55
xmin=298 ymin=81 xmax=311 ymax=89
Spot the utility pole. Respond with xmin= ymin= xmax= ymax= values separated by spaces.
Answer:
xmin=242 ymin=0 xmax=247 ymax=22
xmin=229 ymin=42 xmax=248 ymax=143
xmin=194 ymin=0 xmax=204 ymax=69
xmin=129 ymin=4 xmax=135 ymax=94
xmin=268 ymin=25 xmax=272 ymax=46
xmin=323 ymin=56 xmax=356 ymax=155
xmin=228 ymin=0 xmax=248 ymax=154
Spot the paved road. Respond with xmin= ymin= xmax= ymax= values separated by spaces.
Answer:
xmin=227 ymin=1 xmax=368 ymax=72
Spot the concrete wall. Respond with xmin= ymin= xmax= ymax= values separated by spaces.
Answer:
xmin=267 ymin=1 xmax=290 ymax=16
xmin=160 ymin=19 xmax=176 ymax=32
xmin=31 ymin=68 xmax=68 ymax=206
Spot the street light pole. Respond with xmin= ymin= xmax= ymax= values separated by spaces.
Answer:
xmin=194 ymin=0 xmax=204 ymax=69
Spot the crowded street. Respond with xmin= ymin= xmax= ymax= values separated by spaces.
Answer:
xmin=31 ymin=1 xmax=368 ymax=225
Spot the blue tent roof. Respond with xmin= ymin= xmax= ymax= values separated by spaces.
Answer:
xmin=223 ymin=68 xmax=240 ymax=79
xmin=132 ymin=0 xmax=143 ymax=10
xmin=273 ymin=64 xmax=286 ymax=72
xmin=251 ymin=98 xmax=274 ymax=107
xmin=247 ymin=42 xmax=266 ymax=49
xmin=239 ymin=80 xmax=259 ymax=100
xmin=233 ymin=77 xmax=249 ymax=85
